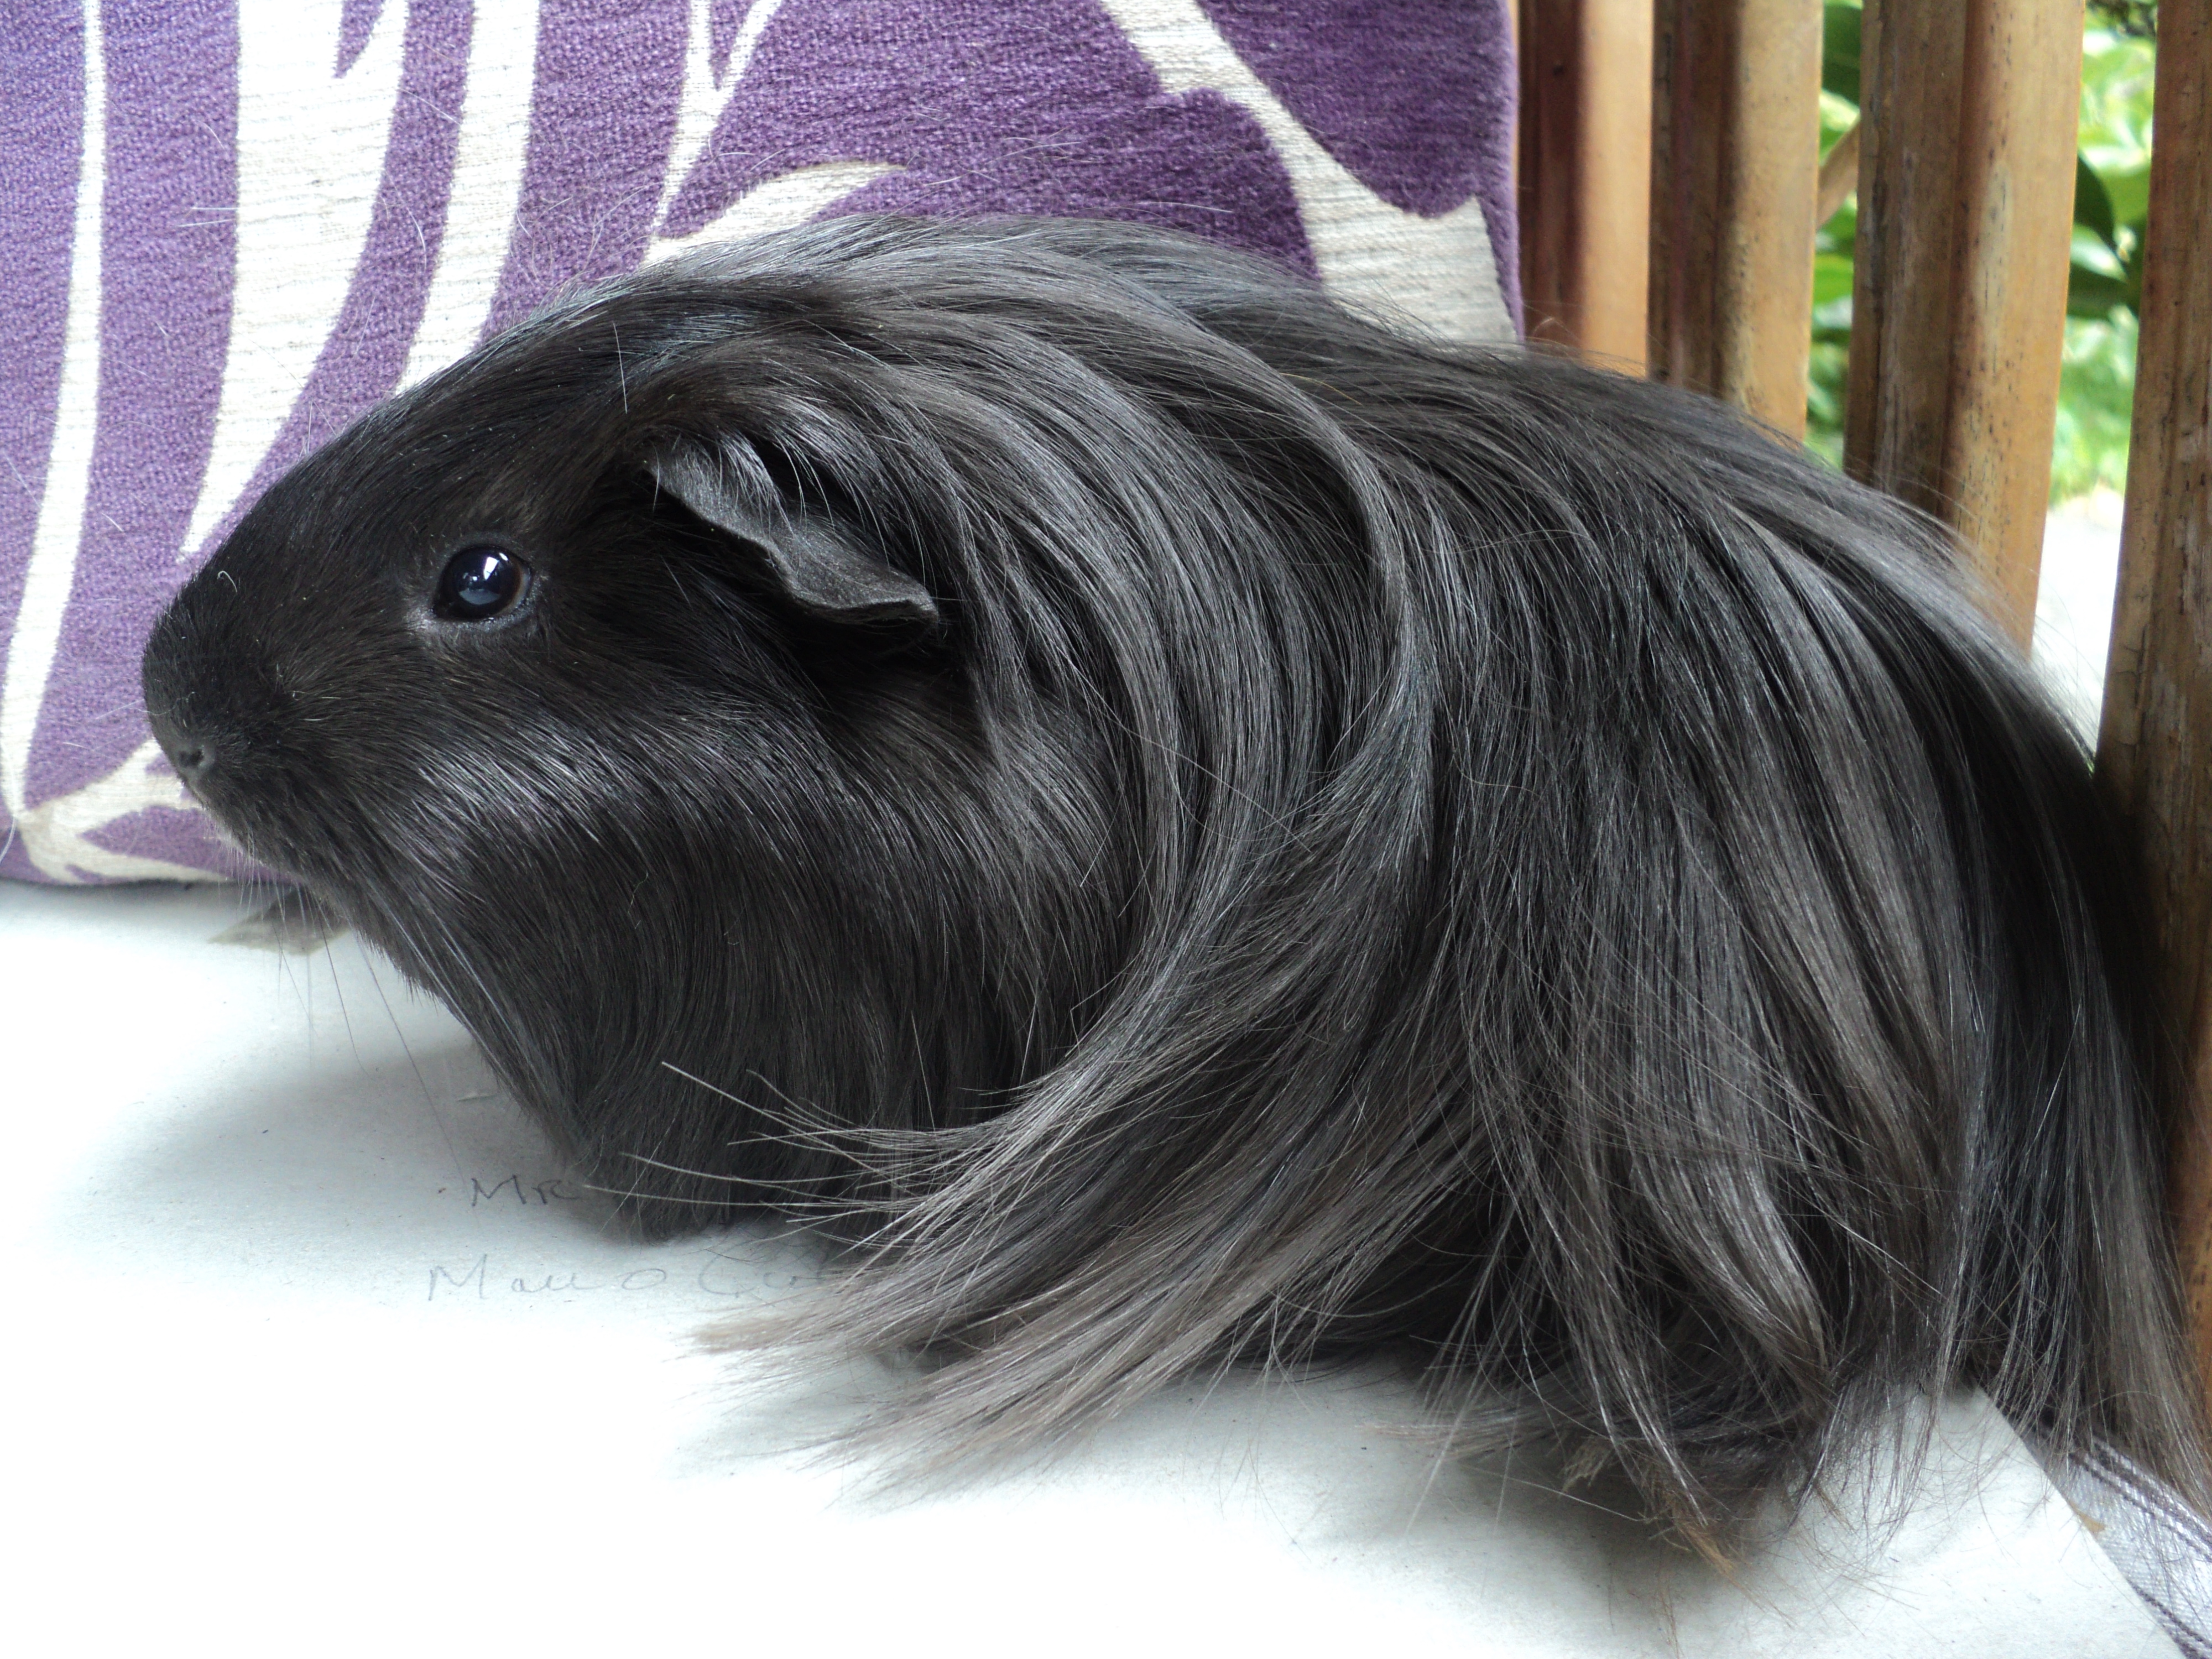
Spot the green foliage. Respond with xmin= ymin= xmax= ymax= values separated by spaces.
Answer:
xmin=2072 ymin=26 xmax=2156 ymax=326
xmin=2052 ymin=310 xmax=2138 ymax=500
xmin=1804 ymin=9 xmax=2157 ymax=502
xmin=1822 ymin=1 xmax=1862 ymax=105
xmin=2088 ymin=1 xmax=2157 ymax=36
xmin=1807 ymin=195 xmax=1854 ymax=469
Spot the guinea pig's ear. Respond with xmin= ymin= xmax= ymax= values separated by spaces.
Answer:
xmin=648 ymin=444 xmax=940 ymax=628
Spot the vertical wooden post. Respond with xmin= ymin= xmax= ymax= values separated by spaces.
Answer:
xmin=1647 ymin=0 xmax=1825 ymax=439
xmin=1844 ymin=0 xmax=2086 ymax=647
xmin=2097 ymin=0 xmax=2212 ymax=1392
xmin=1518 ymin=0 xmax=1654 ymax=368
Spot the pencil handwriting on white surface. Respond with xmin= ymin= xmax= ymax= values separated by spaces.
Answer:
xmin=460 ymin=1173 xmax=584 ymax=1208
xmin=427 ymin=1255 xmax=675 ymax=1301
xmin=425 ymin=1250 xmax=818 ymax=1303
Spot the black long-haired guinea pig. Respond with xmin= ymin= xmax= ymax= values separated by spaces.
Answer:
xmin=143 ymin=215 xmax=2205 ymax=1540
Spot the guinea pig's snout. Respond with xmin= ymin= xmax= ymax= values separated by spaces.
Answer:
xmin=142 ymin=585 xmax=262 ymax=802
xmin=146 ymin=703 xmax=217 ymax=792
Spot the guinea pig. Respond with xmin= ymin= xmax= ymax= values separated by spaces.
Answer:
xmin=142 ymin=213 xmax=2205 ymax=1541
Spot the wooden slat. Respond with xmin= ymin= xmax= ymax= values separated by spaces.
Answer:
xmin=2096 ymin=0 xmax=2212 ymax=1387
xmin=1647 ymin=0 xmax=1825 ymax=438
xmin=1518 ymin=0 xmax=1654 ymax=368
xmin=1844 ymin=0 xmax=2086 ymax=647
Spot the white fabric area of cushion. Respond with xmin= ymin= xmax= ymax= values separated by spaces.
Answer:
xmin=2 ymin=880 xmax=2176 ymax=1657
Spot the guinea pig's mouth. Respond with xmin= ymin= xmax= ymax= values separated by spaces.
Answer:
xmin=154 ymin=747 xmax=323 ymax=891
xmin=184 ymin=789 xmax=243 ymax=847
xmin=147 ymin=725 xmax=248 ymax=838
xmin=144 ymin=692 xmax=328 ymax=884
xmin=184 ymin=791 xmax=304 ymax=884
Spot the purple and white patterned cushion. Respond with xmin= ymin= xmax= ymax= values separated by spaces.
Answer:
xmin=0 ymin=0 xmax=1518 ymax=884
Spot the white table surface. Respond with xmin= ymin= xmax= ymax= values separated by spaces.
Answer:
xmin=2 ymin=879 xmax=2176 ymax=1656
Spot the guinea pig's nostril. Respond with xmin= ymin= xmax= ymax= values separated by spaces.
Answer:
xmin=146 ymin=696 xmax=223 ymax=788
xmin=160 ymin=733 xmax=215 ymax=784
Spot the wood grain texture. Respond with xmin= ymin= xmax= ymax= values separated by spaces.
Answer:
xmin=2095 ymin=0 xmax=2212 ymax=1385
xmin=1647 ymin=0 xmax=1824 ymax=437
xmin=1844 ymin=0 xmax=2084 ymax=646
xmin=1519 ymin=0 xmax=1653 ymax=368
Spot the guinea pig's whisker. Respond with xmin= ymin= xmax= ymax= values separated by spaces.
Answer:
xmin=352 ymin=932 xmax=467 ymax=1179
xmin=576 ymin=1179 xmax=762 ymax=1209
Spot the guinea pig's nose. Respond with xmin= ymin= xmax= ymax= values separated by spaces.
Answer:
xmin=169 ymin=737 xmax=213 ymax=782
xmin=148 ymin=707 xmax=217 ymax=790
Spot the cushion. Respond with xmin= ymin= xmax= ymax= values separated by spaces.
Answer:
xmin=0 ymin=0 xmax=1517 ymax=883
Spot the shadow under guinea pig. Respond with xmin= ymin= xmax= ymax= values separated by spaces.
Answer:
xmin=30 ymin=884 xmax=825 ymax=1319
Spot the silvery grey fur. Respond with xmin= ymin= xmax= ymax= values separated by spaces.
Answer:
xmin=143 ymin=216 xmax=2208 ymax=1545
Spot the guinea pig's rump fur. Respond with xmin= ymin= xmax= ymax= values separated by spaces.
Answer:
xmin=142 ymin=215 xmax=2207 ymax=1541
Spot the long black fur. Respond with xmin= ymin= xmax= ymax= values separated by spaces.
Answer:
xmin=142 ymin=216 xmax=2206 ymax=1540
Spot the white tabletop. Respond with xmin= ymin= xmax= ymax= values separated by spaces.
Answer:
xmin=3 ymin=879 xmax=2174 ymax=1656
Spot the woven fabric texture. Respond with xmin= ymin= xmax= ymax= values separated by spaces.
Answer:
xmin=0 ymin=0 xmax=1517 ymax=884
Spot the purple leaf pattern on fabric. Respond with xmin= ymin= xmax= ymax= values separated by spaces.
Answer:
xmin=663 ymin=0 xmax=1313 ymax=274
xmin=1192 ymin=0 xmax=1518 ymax=319
xmin=481 ymin=0 xmax=688 ymax=336
xmin=185 ymin=4 xmax=474 ymax=569
xmin=33 ymin=2 xmax=241 ymax=817
xmin=0 ymin=0 xmax=1515 ymax=883
xmin=0 ymin=4 xmax=85 ymax=712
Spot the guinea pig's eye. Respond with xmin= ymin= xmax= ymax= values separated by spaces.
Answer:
xmin=434 ymin=545 xmax=529 ymax=622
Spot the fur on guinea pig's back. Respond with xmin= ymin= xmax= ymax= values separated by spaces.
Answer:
xmin=141 ymin=214 xmax=2209 ymax=1543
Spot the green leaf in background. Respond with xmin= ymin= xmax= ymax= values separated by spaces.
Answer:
xmin=1807 ymin=3 xmax=1861 ymax=472
xmin=2101 ymin=163 xmax=2152 ymax=235
xmin=1812 ymin=253 xmax=1855 ymax=312
xmin=2085 ymin=1 xmax=2157 ymax=38
xmin=1823 ymin=3 xmax=1862 ymax=105
xmin=2075 ymin=154 xmax=2117 ymax=249
xmin=2052 ymin=311 xmax=2138 ymax=500
xmin=2068 ymin=268 xmax=2136 ymax=318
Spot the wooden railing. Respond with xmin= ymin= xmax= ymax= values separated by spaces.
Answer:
xmin=2099 ymin=0 xmax=2212 ymax=1390
xmin=1648 ymin=0 xmax=1823 ymax=439
xmin=1518 ymin=0 xmax=2212 ymax=1410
